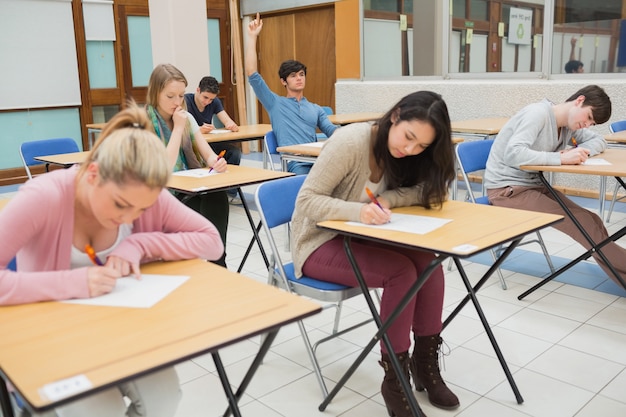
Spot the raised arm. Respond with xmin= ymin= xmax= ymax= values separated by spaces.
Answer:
xmin=569 ymin=37 xmax=577 ymax=61
xmin=245 ymin=13 xmax=263 ymax=76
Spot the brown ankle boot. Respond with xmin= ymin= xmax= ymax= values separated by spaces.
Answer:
xmin=379 ymin=352 xmax=427 ymax=417
xmin=410 ymin=335 xmax=460 ymax=410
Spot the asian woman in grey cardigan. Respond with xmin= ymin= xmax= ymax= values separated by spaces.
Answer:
xmin=292 ymin=91 xmax=457 ymax=417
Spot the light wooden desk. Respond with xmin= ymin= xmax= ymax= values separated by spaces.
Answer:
xmin=519 ymin=148 xmax=626 ymax=299
xmin=168 ymin=165 xmax=293 ymax=272
xmin=316 ymin=201 xmax=562 ymax=413
xmin=327 ymin=112 xmax=383 ymax=125
xmin=451 ymin=117 xmax=509 ymax=136
xmin=203 ymin=124 xmax=271 ymax=146
xmin=33 ymin=151 xmax=90 ymax=170
xmin=0 ymin=259 xmax=320 ymax=417
xmin=604 ymin=130 xmax=626 ymax=144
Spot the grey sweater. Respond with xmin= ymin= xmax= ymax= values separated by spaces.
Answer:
xmin=484 ymin=99 xmax=606 ymax=190
xmin=291 ymin=122 xmax=424 ymax=277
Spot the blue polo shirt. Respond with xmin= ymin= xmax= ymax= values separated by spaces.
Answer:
xmin=248 ymin=72 xmax=337 ymax=147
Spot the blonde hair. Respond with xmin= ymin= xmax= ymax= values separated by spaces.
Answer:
xmin=79 ymin=102 xmax=170 ymax=188
xmin=146 ymin=63 xmax=188 ymax=110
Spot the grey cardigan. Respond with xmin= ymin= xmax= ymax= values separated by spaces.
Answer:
xmin=291 ymin=122 xmax=424 ymax=277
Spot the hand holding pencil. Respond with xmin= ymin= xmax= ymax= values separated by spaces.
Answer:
xmin=362 ymin=187 xmax=391 ymax=225
xmin=209 ymin=149 xmax=227 ymax=173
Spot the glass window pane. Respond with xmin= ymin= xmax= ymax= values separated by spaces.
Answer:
xmin=469 ymin=0 xmax=488 ymax=21
xmin=552 ymin=1 xmax=622 ymax=74
xmin=207 ymin=19 xmax=222 ymax=82
xmin=127 ymin=16 xmax=153 ymax=87
xmin=86 ymin=41 xmax=117 ymax=89
xmin=452 ymin=0 xmax=466 ymax=19
xmin=92 ymin=105 xmax=120 ymax=124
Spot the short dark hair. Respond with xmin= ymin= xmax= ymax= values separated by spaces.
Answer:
xmin=198 ymin=76 xmax=220 ymax=94
xmin=278 ymin=60 xmax=307 ymax=81
xmin=564 ymin=60 xmax=583 ymax=73
xmin=565 ymin=84 xmax=612 ymax=125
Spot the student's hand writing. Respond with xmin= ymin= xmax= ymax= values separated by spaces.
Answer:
xmin=105 ymin=255 xmax=141 ymax=280
xmin=87 ymin=266 xmax=120 ymax=298
xmin=172 ymin=106 xmax=188 ymax=130
xmin=248 ymin=13 xmax=263 ymax=37
xmin=209 ymin=154 xmax=228 ymax=172
xmin=560 ymin=147 xmax=590 ymax=165
xmin=200 ymin=123 xmax=215 ymax=134
xmin=225 ymin=122 xmax=239 ymax=132
xmin=360 ymin=202 xmax=391 ymax=225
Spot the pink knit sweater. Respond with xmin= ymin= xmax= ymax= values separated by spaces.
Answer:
xmin=0 ymin=167 xmax=223 ymax=305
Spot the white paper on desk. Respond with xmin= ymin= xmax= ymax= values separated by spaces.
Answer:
xmin=582 ymin=158 xmax=611 ymax=165
xmin=209 ymin=129 xmax=231 ymax=134
xmin=62 ymin=274 xmax=189 ymax=308
xmin=347 ymin=213 xmax=452 ymax=235
xmin=172 ymin=168 xmax=218 ymax=178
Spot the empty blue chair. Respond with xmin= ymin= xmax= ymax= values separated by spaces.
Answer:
xmin=255 ymin=174 xmax=376 ymax=397
xmin=455 ymin=139 xmax=555 ymax=289
xmin=20 ymin=138 xmax=80 ymax=179
xmin=262 ymin=131 xmax=280 ymax=171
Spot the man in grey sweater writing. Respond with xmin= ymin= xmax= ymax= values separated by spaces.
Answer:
xmin=484 ymin=85 xmax=626 ymax=288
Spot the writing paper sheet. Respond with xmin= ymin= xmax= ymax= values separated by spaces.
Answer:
xmin=347 ymin=213 xmax=452 ymax=235
xmin=62 ymin=274 xmax=189 ymax=308
xmin=209 ymin=129 xmax=231 ymax=134
xmin=172 ymin=169 xmax=218 ymax=178
xmin=582 ymin=158 xmax=611 ymax=166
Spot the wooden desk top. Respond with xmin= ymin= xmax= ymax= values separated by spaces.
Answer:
xmin=167 ymin=165 xmax=293 ymax=194
xmin=277 ymin=137 xmax=462 ymax=157
xmin=202 ymin=124 xmax=271 ymax=143
xmin=277 ymin=142 xmax=325 ymax=157
xmin=318 ymin=200 xmax=562 ymax=257
xmin=604 ymin=130 xmax=626 ymax=144
xmin=86 ymin=123 xmax=106 ymax=130
xmin=521 ymin=148 xmax=626 ymax=177
xmin=328 ymin=112 xmax=383 ymax=125
xmin=34 ymin=151 xmax=89 ymax=167
xmin=0 ymin=259 xmax=320 ymax=411
xmin=451 ymin=117 xmax=509 ymax=135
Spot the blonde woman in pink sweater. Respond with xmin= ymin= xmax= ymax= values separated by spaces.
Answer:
xmin=0 ymin=104 xmax=223 ymax=417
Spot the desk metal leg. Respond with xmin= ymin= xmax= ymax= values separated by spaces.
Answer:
xmin=319 ymin=236 xmax=445 ymax=416
xmin=0 ymin=375 xmax=15 ymax=417
xmin=237 ymin=188 xmax=269 ymax=272
xmin=443 ymin=242 xmax=524 ymax=404
xmin=221 ymin=330 xmax=278 ymax=417
xmin=518 ymin=173 xmax=626 ymax=300
xmin=213 ymin=352 xmax=242 ymax=417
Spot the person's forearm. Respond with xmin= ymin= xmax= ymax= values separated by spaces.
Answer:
xmin=245 ymin=35 xmax=258 ymax=76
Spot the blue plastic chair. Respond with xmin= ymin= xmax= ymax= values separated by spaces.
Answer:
xmin=255 ymin=174 xmax=375 ymax=398
xmin=20 ymin=138 xmax=80 ymax=179
xmin=262 ymin=131 xmax=280 ymax=171
xmin=455 ymin=139 xmax=555 ymax=289
xmin=605 ymin=120 xmax=626 ymax=222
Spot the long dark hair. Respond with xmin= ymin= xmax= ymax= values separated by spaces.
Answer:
xmin=373 ymin=91 xmax=455 ymax=208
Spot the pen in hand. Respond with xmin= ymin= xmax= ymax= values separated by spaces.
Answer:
xmin=85 ymin=244 xmax=104 ymax=266
xmin=571 ymin=137 xmax=578 ymax=148
xmin=209 ymin=149 xmax=226 ymax=173
xmin=365 ymin=187 xmax=384 ymax=211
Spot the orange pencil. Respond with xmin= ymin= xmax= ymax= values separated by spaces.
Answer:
xmin=365 ymin=187 xmax=384 ymax=211
xmin=209 ymin=149 xmax=226 ymax=173
xmin=571 ymin=137 xmax=578 ymax=147
xmin=85 ymin=244 xmax=103 ymax=266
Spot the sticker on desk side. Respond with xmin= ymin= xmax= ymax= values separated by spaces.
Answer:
xmin=452 ymin=244 xmax=478 ymax=253
xmin=40 ymin=375 xmax=92 ymax=401
xmin=191 ymin=186 xmax=210 ymax=192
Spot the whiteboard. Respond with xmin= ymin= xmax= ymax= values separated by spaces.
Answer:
xmin=0 ymin=0 xmax=81 ymax=110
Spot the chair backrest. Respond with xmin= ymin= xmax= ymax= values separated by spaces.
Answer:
xmin=609 ymin=120 xmax=626 ymax=133
xmin=262 ymin=131 xmax=280 ymax=171
xmin=20 ymin=138 xmax=80 ymax=179
xmin=455 ymin=139 xmax=495 ymax=204
xmin=256 ymin=175 xmax=306 ymax=230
